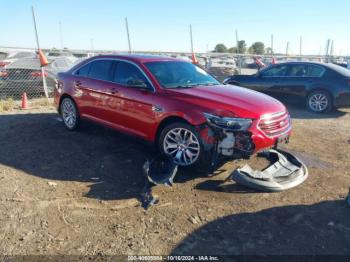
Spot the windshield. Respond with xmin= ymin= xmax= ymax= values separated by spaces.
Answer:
xmin=145 ymin=61 xmax=220 ymax=88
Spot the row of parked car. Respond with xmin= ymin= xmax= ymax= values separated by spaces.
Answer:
xmin=1 ymin=49 xmax=350 ymax=113
xmin=0 ymin=50 xmax=80 ymax=98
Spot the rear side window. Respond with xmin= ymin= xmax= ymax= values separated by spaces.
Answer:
xmin=88 ymin=60 xmax=114 ymax=81
xmin=261 ymin=65 xmax=289 ymax=77
xmin=113 ymin=61 xmax=149 ymax=87
xmin=287 ymin=65 xmax=307 ymax=77
xmin=307 ymin=65 xmax=325 ymax=77
xmin=75 ymin=63 xmax=91 ymax=77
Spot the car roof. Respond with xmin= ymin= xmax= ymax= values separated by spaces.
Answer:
xmin=272 ymin=61 xmax=326 ymax=66
xmin=90 ymin=54 xmax=184 ymax=63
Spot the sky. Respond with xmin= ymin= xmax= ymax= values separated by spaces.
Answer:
xmin=1 ymin=0 xmax=349 ymax=55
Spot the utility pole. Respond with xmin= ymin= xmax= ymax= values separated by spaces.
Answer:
xmin=235 ymin=29 xmax=239 ymax=54
xmin=325 ymin=39 xmax=331 ymax=62
xmin=299 ymin=36 xmax=302 ymax=57
xmin=90 ymin=38 xmax=94 ymax=52
xmin=271 ymin=34 xmax=274 ymax=56
xmin=235 ymin=29 xmax=241 ymax=73
xmin=190 ymin=24 xmax=194 ymax=54
xmin=330 ymin=40 xmax=334 ymax=60
xmin=125 ymin=17 xmax=132 ymax=53
xmin=286 ymin=41 xmax=289 ymax=57
xmin=59 ymin=21 xmax=63 ymax=50
xmin=32 ymin=6 xmax=40 ymax=50
xmin=31 ymin=6 xmax=48 ymax=99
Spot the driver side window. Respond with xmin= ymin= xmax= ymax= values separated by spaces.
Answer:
xmin=261 ymin=65 xmax=289 ymax=77
xmin=113 ymin=61 xmax=150 ymax=88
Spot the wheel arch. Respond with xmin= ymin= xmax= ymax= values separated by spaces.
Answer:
xmin=58 ymin=94 xmax=78 ymax=114
xmin=154 ymin=116 xmax=192 ymax=143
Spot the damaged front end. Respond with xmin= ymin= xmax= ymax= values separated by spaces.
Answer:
xmin=199 ymin=113 xmax=257 ymax=172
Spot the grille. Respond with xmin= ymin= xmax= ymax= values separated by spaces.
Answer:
xmin=258 ymin=111 xmax=291 ymax=137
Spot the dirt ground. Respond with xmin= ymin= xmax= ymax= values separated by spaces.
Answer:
xmin=0 ymin=100 xmax=349 ymax=258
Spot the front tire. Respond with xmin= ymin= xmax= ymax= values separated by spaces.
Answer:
xmin=306 ymin=90 xmax=332 ymax=113
xmin=158 ymin=122 xmax=204 ymax=167
xmin=60 ymin=97 xmax=80 ymax=130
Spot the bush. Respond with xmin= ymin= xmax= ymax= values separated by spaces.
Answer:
xmin=0 ymin=98 xmax=15 ymax=112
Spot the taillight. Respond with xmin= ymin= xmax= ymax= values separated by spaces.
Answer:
xmin=0 ymin=61 xmax=10 ymax=67
xmin=0 ymin=71 xmax=8 ymax=77
xmin=31 ymin=71 xmax=48 ymax=77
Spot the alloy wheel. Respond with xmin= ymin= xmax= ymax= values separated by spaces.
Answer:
xmin=308 ymin=93 xmax=328 ymax=112
xmin=163 ymin=127 xmax=200 ymax=166
xmin=61 ymin=99 xmax=77 ymax=129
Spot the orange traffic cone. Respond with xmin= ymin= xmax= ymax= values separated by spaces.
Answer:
xmin=21 ymin=92 xmax=28 ymax=110
xmin=38 ymin=49 xmax=49 ymax=67
xmin=271 ymin=57 xmax=277 ymax=64
xmin=191 ymin=52 xmax=198 ymax=64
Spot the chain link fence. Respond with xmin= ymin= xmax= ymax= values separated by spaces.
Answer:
xmin=1 ymin=47 xmax=348 ymax=101
xmin=0 ymin=49 xmax=80 ymax=101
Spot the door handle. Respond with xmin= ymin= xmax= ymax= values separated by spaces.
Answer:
xmin=74 ymin=80 xmax=82 ymax=87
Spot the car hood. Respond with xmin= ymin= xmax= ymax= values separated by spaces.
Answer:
xmin=167 ymin=85 xmax=286 ymax=119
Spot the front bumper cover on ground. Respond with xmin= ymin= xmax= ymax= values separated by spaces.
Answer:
xmin=231 ymin=149 xmax=308 ymax=192
xmin=143 ymin=155 xmax=178 ymax=186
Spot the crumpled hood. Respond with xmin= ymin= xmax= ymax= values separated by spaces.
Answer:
xmin=167 ymin=85 xmax=286 ymax=119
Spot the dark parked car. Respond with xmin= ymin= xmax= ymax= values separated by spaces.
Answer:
xmin=224 ymin=62 xmax=350 ymax=113
xmin=54 ymin=55 xmax=291 ymax=167
xmin=0 ymin=57 xmax=76 ymax=98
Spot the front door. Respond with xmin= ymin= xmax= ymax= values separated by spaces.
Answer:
xmin=103 ymin=60 xmax=157 ymax=139
xmin=259 ymin=64 xmax=290 ymax=99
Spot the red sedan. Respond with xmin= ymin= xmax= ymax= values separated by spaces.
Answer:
xmin=54 ymin=55 xmax=291 ymax=166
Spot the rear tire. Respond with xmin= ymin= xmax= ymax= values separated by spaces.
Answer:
xmin=306 ymin=90 xmax=332 ymax=113
xmin=60 ymin=97 xmax=80 ymax=130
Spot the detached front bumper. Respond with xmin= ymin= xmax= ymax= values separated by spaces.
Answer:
xmin=231 ymin=149 xmax=308 ymax=191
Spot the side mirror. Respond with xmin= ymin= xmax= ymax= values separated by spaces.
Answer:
xmin=127 ymin=79 xmax=150 ymax=90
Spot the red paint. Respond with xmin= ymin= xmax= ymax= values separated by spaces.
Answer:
xmin=54 ymin=55 xmax=291 ymax=153
xmin=31 ymin=71 xmax=48 ymax=77
xmin=21 ymin=92 xmax=28 ymax=110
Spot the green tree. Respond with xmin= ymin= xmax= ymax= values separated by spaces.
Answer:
xmin=213 ymin=44 xmax=228 ymax=53
xmin=265 ymin=47 xmax=273 ymax=54
xmin=249 ymin=42 xmax=265 ymax=55
xmin=228 ymin=47 xmax=237 ymax=53
xmin=237 ymin=40 xmax=247 ymax=54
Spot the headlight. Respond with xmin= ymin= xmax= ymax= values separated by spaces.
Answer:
xmin=204 ymin=113 xmax=252 ymax=131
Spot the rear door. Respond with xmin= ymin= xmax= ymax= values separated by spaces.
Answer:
xmin=72 ymin=59 xmax=114 ymax=120
xmin=278 ymin=64 xmax=326 ymax=102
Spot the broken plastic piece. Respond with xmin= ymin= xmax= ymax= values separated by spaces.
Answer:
xmin=140 ymin=187 xmax=159 ymax=210
xmin=231 ymin=149 xmax=308 ymax=192
xmin=143 ymin=155 xmax=178 ymax=186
